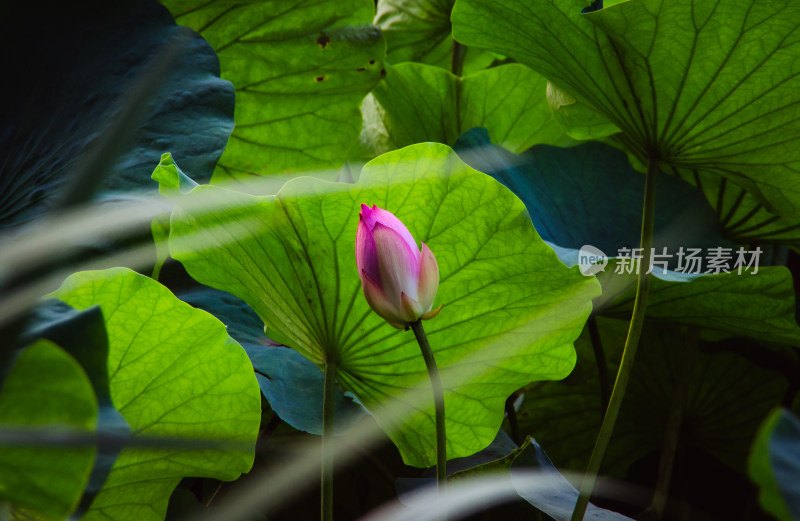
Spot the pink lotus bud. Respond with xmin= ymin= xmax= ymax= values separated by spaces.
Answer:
xmin=356 ymin=204 xmax=442 ymax=328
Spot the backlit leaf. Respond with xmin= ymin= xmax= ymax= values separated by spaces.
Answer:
xmin=156 ymin=143 xmax=600 ymax=466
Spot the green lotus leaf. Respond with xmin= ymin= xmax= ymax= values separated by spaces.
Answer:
xmin=14 ymin=301 xmax=132 ymax=519
xmin=749 ymin=408 xmax=800 ymax=521
xmin=668 ymin=166 xmax=800 ymax=247
xmin=453 ymin=129 xmax=800 ymax=345
xmin=598 ymin=262 xmax=800 ymax=345
xmin=374 ymin=0 xmax=494 ymax=73
xmin=546 ymin=81 xmax=620 ymax=141
xmin=0 ymin=339 xmax=97 ymax=518
xmin=155 ymin=143 xmax=600 ymax=466
xmin=513 ymin=318 xmax=789 ymax=476
xmin=360 ymin=62 xmax=572 ymax=159
xmin=452 ymin=0 xmax=800 ymax=216
xmin=162 ymin=0 xmax=385 ymax=183
xmin=49 ymin=268 xmax=261 ymax=521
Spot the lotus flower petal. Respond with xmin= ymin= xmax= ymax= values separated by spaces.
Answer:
xmin=371 ymin=222 xmax=420 ymax=306
xmin=356 ymin=205 xmax=440 ymax=327
xmin=417 ymin=242 xmax=439 ymax=313
xmin=361 ymin=269 xmax=406 ymax=326
xmin=356 ymin=215 xmax=381 ymax=284
xmin=421 ymin=304 xmax=443 ymax=321
xmin=360 ymin=204 xmax=418 ymax=259
xmin=400 ymin=292 xmax=425 ymax=323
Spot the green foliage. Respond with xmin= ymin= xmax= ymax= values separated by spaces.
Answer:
xmin=0 ymin=1 xmax=233 ymax=229
xmin=546 ymin=82 xmax=620 ymax=141
xmin=750 ymin=408 xmax=800 ymax=521
xmin=455 ymin=129 xmax=800 ymax=344
xmin=514 ymin=319 xmax=789 ymax=475
xmin=180 ymin=287 xmax=367 ymax=435
xmin=600 ymin=264 xmax=800 ymax=344
xmin=155 ymin=143 xmax=600 ymax=466
xmin=669 ymin=167 xmax=800 ymax=247
xmin=0 ymin=301 xmax=133 ymax=519
xmin=3 ymin=1 xmax=800 ymax=519
xmin=162 ymin=0 xmax=385 ymax=182
xmin=452 ymin=0 xmax=800 ymax=216
xmin=510 ymin=438 xmax=633 ymax=521
xmin=49 ymin=268 xmax=261 ymax=521
xmin=0 ymin=339 xmax=98 ymax=518
xmin=16 ymin=302 xmax=132 ymax=518
xmin=374 ymin=0 xmax=494 ymax=73
xmin=360 ymin=62 xmax=572 ymax=158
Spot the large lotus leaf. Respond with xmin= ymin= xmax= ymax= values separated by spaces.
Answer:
xmin=455 ymin=129 xmax=800 ymax=345
xmin=374 ymin=0 xmax=494 ymax=74
xmin=0 ymin=339 xmax=97 ymax=518
xmin=749 ymin=408 xmax=800 ymax=521
xmin=400 ymin=433 xmax=633 ymax=520
xmin=360 ymin=62 xmax=572 ymax=159
xmin=179 ymin=287 xmax=366 ymax=434
xmin=546 ymin=81 xmax=620 ymax=141
xmin=396 ymin=429 xmax=520 ymax=498
xmin=49 ymin=268 xmax=260 ymax=521
xmin=452 ymin=0 xmax=800 ymax=216
xmin=0 ymin=0 xmax=232 ymax=229
xmin=601 ymin=137 xmax=800 ymax=247
xmin=454 ymin=129 xmax=725 ymax=257
xmin=668 ymin=166 xmax=800 ymax=247
xmin=14 ymin=301 xmax=131 ymax=518
xmin=510 ymin=437 xmax=633 ymax=521
xmin=598 ymin=262 xmax=800 ymax=345
xmin=162 ymin=0 xmax=385 ymax=183
xmin=512 ymin=318 xmax=789 ymax=476
xmin=155 ymin=143 xmax=601 ymax=467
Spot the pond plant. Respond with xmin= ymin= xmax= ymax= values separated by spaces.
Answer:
xmin=1 ymin=1 xmax=800 ymax=521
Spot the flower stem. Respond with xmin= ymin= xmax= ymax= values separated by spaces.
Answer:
xmin=570 ymin=154 xmax=660 ymax=521
xmin=321 ymin=358 xmax=337 ymax=521
xmin=410 ymin=320 xmax=447 ymax=515
xmin=451 ymin=41 xmax=465 ymax=77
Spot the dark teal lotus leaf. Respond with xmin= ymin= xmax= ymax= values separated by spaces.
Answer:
xmin=1 ymin=0 xmax=232 ymax=229
xmin=180 ymin=287 xmax=366 ymax=435
xmin=510 ymin=437 xmax=633 ymax=521
xmin=454 ymin=128 xmax=726 ymax=263
xmin=750 ymin=408 xmax=800 ymax=521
